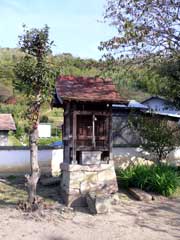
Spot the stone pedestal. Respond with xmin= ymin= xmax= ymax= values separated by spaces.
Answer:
xmin=60 ymin=161 xmax=118 ymax=207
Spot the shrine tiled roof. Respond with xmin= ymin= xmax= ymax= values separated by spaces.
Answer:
xmin=56 ymin=75 xmax=127 ymax=104
xmin=0 ymin=114 xmax=16 ymax=131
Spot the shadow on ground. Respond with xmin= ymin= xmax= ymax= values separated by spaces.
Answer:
xmin=0 ymin=176 xmax=62 ymax=207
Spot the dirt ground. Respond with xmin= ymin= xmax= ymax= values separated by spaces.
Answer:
xmin=0 ymin=197 xmax=179 ymax=240
xmin=0 ymin=177 xmax=179 ymax=240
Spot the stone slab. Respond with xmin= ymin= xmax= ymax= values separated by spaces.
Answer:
xmin=60 ymin=161 xmax=115 ymax=172
xmin=129 ymin=188 xmax=152 ymax=201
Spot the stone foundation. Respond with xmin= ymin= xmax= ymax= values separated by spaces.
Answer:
xmin=60 ymin=161 xmax=118 ymax=207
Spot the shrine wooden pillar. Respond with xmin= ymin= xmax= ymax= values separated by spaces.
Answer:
xmin=63 ymin=102 xmax=71 ymax=163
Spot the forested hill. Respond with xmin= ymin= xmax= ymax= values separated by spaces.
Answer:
xmin=0 ymin=47 xmax=166 ymax=144
xmin=0 ymin=47 xmax=152 ymax=103
xmin=0 ymin=48 xmax=21 ymax=102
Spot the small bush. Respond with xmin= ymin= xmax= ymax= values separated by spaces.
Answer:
xmin=38 ymin=137 xmax=61 ymax=146
xmin=6 ymin=175 xmax=17 ymax=180
xmin=116 ymin=164 xmax=180 ymax=196
xmin=51 ymin=128 xmax=62 ymax=138
xmin=129 ymin=114 xmax=180 ymax=164
xmin=40 ymin=115 xmax=49 ymax=123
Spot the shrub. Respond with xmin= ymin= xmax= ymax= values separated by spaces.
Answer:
xmin=38 ymin=137 xmax=61 ymax=146
xmin=15 ymin=124 xmax=25 ymax=139
xmin=51 ymin=128 xmax=62 ymax=138
xmin=116 ymin=164 xmax=180 ymax=196
xmin=129 ymin=113 xmax=180 ymax=164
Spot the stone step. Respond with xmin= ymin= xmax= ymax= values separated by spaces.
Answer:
xmin=128 ymin=188 xmax=153 ymax=201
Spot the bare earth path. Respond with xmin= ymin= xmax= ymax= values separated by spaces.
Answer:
xmin=0 ymin=198 xmax=179 ymax=240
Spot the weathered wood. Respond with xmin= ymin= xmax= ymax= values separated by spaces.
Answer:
xmin=62 ymin=102 xmax=113 ymax=164
xmin=63 ymin=102 xmax=71 ymax=163
xmin=92 ymin=114 xmax=96 ymax=148
xmin=72 ymin=111 xmax=77 ymax=164
xmin=76 ymin=145 xmax=109 ymax=151
xmin=74 ymin=110 xmax=111 ymax=116
xmin=109 ymin=105 xmax=113 ymax=160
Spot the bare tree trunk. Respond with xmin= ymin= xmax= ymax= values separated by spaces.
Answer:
xmin=25 ymin=127 xmax=40 ymax=204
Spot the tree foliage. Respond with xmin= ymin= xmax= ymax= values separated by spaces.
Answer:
xmin=0 ymin=47 xmax=156 ymax=106
xmin=153 ymin=57 xmax=180 ymax=108
xmin=100 ymin=0 xmax=180 ymax=112
xmin=14 ymin=25 xmax=55 ymax=206
xmin=130 ymin=113 xmax=180 ymax=164
xmin=15 ymin=25 xmax=55 ymax=129
xmin=100 ymin=0 xmax=180 ymax=59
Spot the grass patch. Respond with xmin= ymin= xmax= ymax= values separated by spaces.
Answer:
xmin=0 ymin=177 xmax=60 ymax=207
xmin=0 ymin=180 xmax=27 ymax=206
xmin=116 ymin=164 xmax=180 ymax=197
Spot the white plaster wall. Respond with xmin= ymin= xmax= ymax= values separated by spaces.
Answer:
xmin=112 ymin=147 xmax=142 ymax=158
xmin=0 ymin=148 xmax=63 ymax=176
xmin=2 ymin=146 xmax=178 ymax=176
xmin=113 ymin=147 xmax=180 ymax=167
xmin=51 ymin=149 xmax=63 ymax=176
xmin=38 ymin=124 xmax=51 ymax=138
xmin=112 ymin=147 xmax=153 ymax=169
xmin=0 ymin=147 xmax=141 ymax=176
xmin=0 ymin=147 xmax=142 ymax=176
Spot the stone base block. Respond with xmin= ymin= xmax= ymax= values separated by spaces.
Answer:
xmin=86 ymin=192 xmax=111 ymax=214
xmin=60 ymin=190 xmax=87 ymax=207
xmin=60 ymin=161 xmax=118 ymax=207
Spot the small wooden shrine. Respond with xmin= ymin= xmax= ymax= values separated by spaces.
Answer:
xmin=54 ymin=75 xmax=127 ymax=206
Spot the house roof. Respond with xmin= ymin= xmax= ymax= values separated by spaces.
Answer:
xmin=145 ymin=110 xmax=180 ymax=119
xmin=113 ymin=100 xmax=148 ymax=109
xmin=56 ymin=75 xmax=128 ymax=104
xmin=4 ymin=96 xmax=17 ymax=105
xmin=0 ymin=114 xmax=16 ymax=131
xmin=128 ymin=100 xmax=149 ymax=109
xmin=113 ymin=97 xmax=180 ymax=119
xmin=141 ymin=96 xmax=168 ymax=104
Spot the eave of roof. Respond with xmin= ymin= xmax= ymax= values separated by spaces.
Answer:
xmin=0 ymin=114 xmax=16 ymax=131
xmin=55 ymin=75 xmax=128 ymax=104
xmin=141 ymin=95 xmax=168 ymax=104
xmin=145 ymin=110 xmax=180 ymax=119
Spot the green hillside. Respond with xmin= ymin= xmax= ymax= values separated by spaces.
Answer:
xmin=0 ymin=47 xmax=154 ymax=145
xmin=0 ymin=48 xmax=152 ymax=102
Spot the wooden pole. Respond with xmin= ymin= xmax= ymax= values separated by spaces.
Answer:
xmin=72 ymin=111 xmax=77 ymax=164
xmin=92 ymin=114 xmax=96 ymax=148
xmin=64 ymin=102 xmax=71 ymax=163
